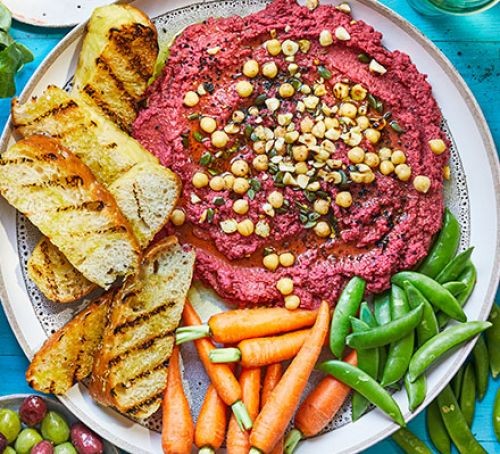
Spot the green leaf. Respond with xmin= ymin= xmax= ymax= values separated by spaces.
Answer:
xmin=0 ymin=2 xmax=12 ymax=32
xmin=0 ymin=43 xmax=24 ymax=98
xmin=0 ymin=30 xmax=12 ymax=49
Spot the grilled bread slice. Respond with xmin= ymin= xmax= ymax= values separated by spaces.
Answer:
xmin=26 ymin=292 xmax=112 ymax=394
xmin=0 ymin=136 xmax=141 ymax=288
xmin=89 ymin=236 xmax=195 ymax=420
xmin=73 ymin=4 xmax=158 ymax=132
xmin=27 ymin=237 xmax=95 ymax=303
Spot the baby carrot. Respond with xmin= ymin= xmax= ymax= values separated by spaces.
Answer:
xmin=262 ymin=364 xmax=284 ymax=454
xmin=227 ymin=368 xmax=261 ymax=454
xmin=284 ymin=350 xmax=358 ymax=453
xmin=177 ymin=307 xmax=317 ymax=345
xmin=182 ymin=301 xmax=252 ymax=430
xmin=161 ymin=346 xmax=194 ymax=454
xmin=249 ymin=300 xmax=330 ymax=454
xmin=209 ymin=330 xmax=309 ymax=368
xmin=194 ymin=384 xmax=227 ymax=453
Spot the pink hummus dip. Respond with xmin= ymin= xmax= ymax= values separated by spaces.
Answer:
xmin=133 ymin=0 xmax=449 ymax=309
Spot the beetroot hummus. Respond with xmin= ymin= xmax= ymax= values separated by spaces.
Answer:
xmin=133 ymin=0 xmax=449 ymax=308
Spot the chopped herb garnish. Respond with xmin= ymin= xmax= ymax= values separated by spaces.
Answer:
xmin=255 ymin=93 xmax=267 ymax=105
xmin=193 ymin=131 xmax=204 ymax=142
xmin=290 ymin=78 xmax=302 ymax=90
xmin=213 ymin=197 xmax=225 ymax=206
xmin=274 ymin=171 xmax=284 ymax=184
xmin=383 ymin=111 xmax=392 ymax=120
xmin=317 ymin=190 xmax=329 ymax=199
xmin=304 ymin=191 xmax=316 ymax=203
xmin=199 ymin=152 xmax=213 ymax=166
xmin=250 ymin=132 xmax=259 ymax=142
xmin=299 ymin=213 xmax=308 ymax=224
xmin=263 ymin=247 xmax=275 ymax=256
xmin=181 ymin=134 xmax=189 ymax=148
xmin=317 ymin=66 xmax=332 ymax=80
xmin=249 ymin=178 xmax=262 ymax=191
xmin=358 ymin=53 xmax=371 ymax=64
xmin=376 ymin=100 xmax=384 ymax=113
xmin=207 ymin=168 xmax=220 ymax=176
xmin=268 ymin=163 xmax=278 ymax=174
xmin=188 ymin=113 xmax=200 ymax=120
xmin=390 ymin=120 xmax=405 ymax=134
xmin=244 ymin=124 xmax=254 ymax=138
xmin=247 ymin=189 xmax=256 ymax=200
xmin=308 ymin=212 xmax=321 ymax=222
xmin=207 ymin=208 xmax=215 ymax=223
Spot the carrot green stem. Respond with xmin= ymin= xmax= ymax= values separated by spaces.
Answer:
xmin=284 ymin=428 xmax=303 ymax=454
xmin=231 ymin=400 xmax=253 ymax=430
xmin=198 ymin=447 xmax=215 ymax=454
xmin=175 ymin=324 xmax=210 ymax=345
xmin=209 ymin=347 xmax=241 ymax=363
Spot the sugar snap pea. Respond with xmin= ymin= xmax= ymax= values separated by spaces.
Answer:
xmin=459 ymin=362 xmax=476 ymax=427
xmin=451 ymin=367 xmax=465 ymax=400
xmin=345 ymin=304 xmax=423 ymax=349
xmin=438 ymin=263 xmax=476 ymax=328
xmin=437 ymin=385 xmax=486 ymax=454
xmin=392 ymin=427 xmax=432 ymax=454
xmin=427 ymin=399 xmax=451 ymax=454
xmin=329 ymin=276 xmax=366 ymax=358
xmin=443 ymin=281 xmax=467 ymax=296
xmin=418 ymin=208 xmax=460 ymax=278
xmin=350 ymin=317 xmax=380 ymax=421
xmin=408 ymin=321 xmax=492 ymax=382
xmin=436 ymin=247 xmax=474 ymax=284
xmin=381 ymin=285 xmax=415 ymax=387
xmin=494 ymin=388 xmax=500 ymax=442
xmin=472 ymin=335 xmax=489 ymax=400
xmin=404 ymin=281 xmax=438 ymax=346
xmin=374 ymin=291 xmax=391 ymax=326
xmin=392 ymin=271 xmax=466 ymax=322
xmin=359 ymin=301 xmax=377 ymax=327
xmin=317 ymin=360 xmax=405 ymax=426
xmin=404 ymin=372 xmax=426 ymax=412
xmin=485 ymin=304 xmax=500 ymax=378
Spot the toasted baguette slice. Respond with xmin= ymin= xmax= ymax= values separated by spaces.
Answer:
xmin=89 ymin=236 xmax=195 ymax=420
xmin=26 ymin=293 xmax=112 ymax=394
xmin=73 ymin=4 xmax=158 ymax=132
xmin=12 ymin=85 xmax=156 ymax=188
xmin=27 ymin=237 xmax=95 ymax=303
xmin=0 ymin=136 xmax=141 ymax=288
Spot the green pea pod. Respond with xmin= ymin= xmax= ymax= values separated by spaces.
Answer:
xmin=418 ymin=208 xmax=460 ymax=278
xmin=392 ymin=271 xmax=466 ymax=322
xmin=359 ymin=302 xmax=377 ymax=327
xmin=408 ymin=321 xmax=492 ymax=382
xmin=378 ymin=345 xmax=388 ymax=382
xmin=329 ymin=276 xmax=366 ymax=358
xmin=350 ymin=317 xmax=380 ymax=421
xmin=346 ymin=304 xmax=423 ymax=349
xmin=374 ymin=291 xmax=391 ymax=326
xmin=485 ymin=304 xmax=500 ymax=378
xmin=381 ymin=285 xmax=415 ymax=387
xmin=403 ymin=281 xmax=439 ymax=346
xmin=451 ymin=367 xmax=465 ymax=400
xmin=459 ymin=362 xmax=476 ymax=427
xmin=494 ymin=388 xmax=500 ymax=442
xmin=438 ymin=264 xmax=477 ymax=329
xmin=435 ymin=247 xmax=474 ymax=284
xmin=404 ymin=372 xmax=426 ymax=412
xmin=427 ymin=399 xmax=451 ymax=454
xmin=472 ymin=335 xmax=489 ymax=400
xmin=392 ymin=427 xmax=432 ymax=454
xmin=437 ymin=385 xmax=487 ymax=454
xmin=443 ymin=281 xmax=467 ymax=296
xmin=317 ymin=360 xmax=405 ymax=426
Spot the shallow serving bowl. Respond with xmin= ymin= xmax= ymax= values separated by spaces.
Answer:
xmin=0 ymin=0 xmax=498 ymax=453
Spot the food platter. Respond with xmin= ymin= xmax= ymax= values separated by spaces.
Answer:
xmin=1 ymin=0 xmax=130 ymax=28
xmin=0 ymin=0 xmax=498 ymax=453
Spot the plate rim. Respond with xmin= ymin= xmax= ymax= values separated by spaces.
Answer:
xmin=0 ymin=0 xmax=499 ymax=453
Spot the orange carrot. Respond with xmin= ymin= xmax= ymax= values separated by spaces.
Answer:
xmin=249 ymin=300 xmax=330 ymax=454
xmin=182 ymin=301 xmax=252 ymax=430
xmin=295 ymin=349 xmax=358 ymax=437
xmin=209 ymin=307 xmax=318 ymax=344
xmin=226 ymin=368 xmax=261 ymax=454
xmin=261 ymin=364 xmax=284 ymax=454
xmin=161 ymin=346 xmax=193 ymax=454
xmin=194 ymin=384 xmax=227 ymax=452
xmin=210 ymin=330 xmax=310 ymax=368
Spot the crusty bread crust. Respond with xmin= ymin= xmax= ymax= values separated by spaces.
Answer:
xmin=26 ymin=292 xmax=112 ymax=394
xmin=89 ymin=236 xmax=195 ymax=420
xmin=0 ymin=136 xmax=141 ymax=288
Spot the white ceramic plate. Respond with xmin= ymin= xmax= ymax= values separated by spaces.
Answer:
xmin=0 ymin=394 xmax=119 ymax=453
xmin=0 ymin=1 xmax=499 ymax=453
xmin=2 ymin=0 xmax=130 ymax=28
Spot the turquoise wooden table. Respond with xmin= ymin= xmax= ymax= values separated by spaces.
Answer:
xmin=0 ymin=0 xmax=498 ymax=452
